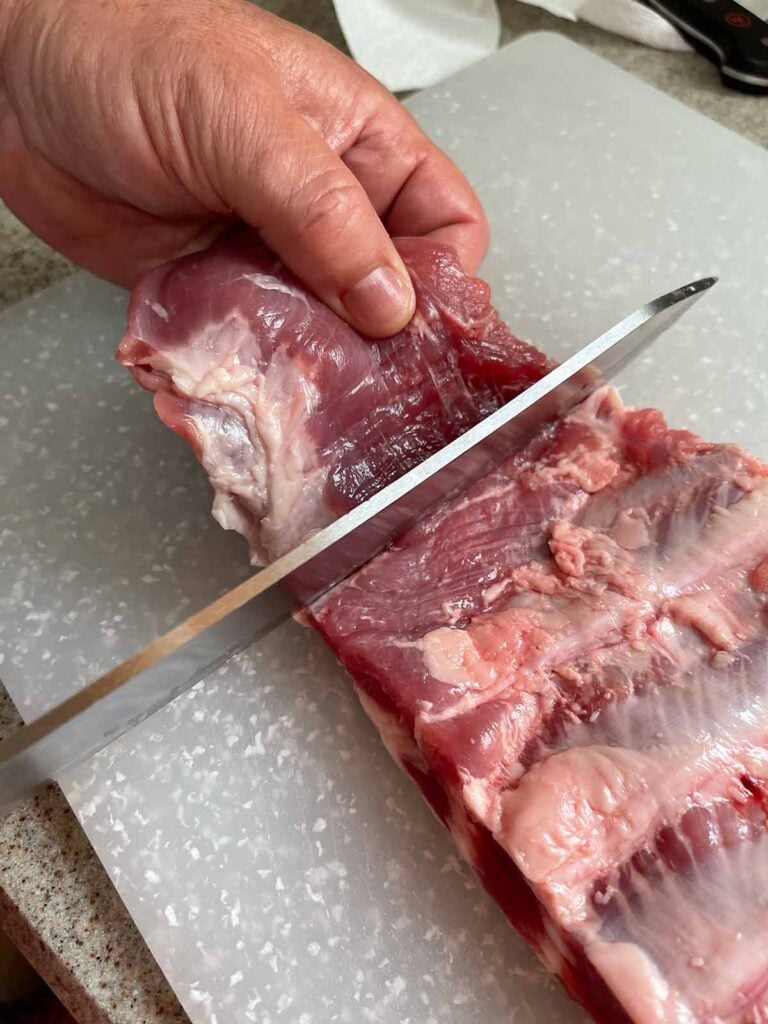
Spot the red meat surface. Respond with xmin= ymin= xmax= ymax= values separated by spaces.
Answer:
xmin=309 ymin=387 xmax=768 ymax=1024
xmin=118 ymin=232 xmax=768 ymax=1023
xmin=117 ymin=228 xmax=550 ymax=562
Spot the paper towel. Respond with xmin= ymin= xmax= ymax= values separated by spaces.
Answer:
xmin=520 ymin=0 xmax=690 ymax=50
xmin=332 ymin=0 xmax=689 ymax=92
xmin=332 ymin=0 xmax=501 ymax=91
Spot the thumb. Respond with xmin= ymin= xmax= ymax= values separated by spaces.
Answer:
xmin=213 ymin=102 xmax=416 ymax=338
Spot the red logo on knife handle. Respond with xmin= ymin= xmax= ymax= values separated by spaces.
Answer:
xmin=725 ymin=11 xmax=752 ymax=27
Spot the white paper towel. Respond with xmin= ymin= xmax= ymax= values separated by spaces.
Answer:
xmin=520 ymin=0 xmax=690 ymax=50
xmin=332 ymin=0 xmax=501 ymax=91
xmin=332 ymin=0 xmax=689 ymax=91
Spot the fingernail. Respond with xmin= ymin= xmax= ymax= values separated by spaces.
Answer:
xmin=341 ymin=266 xmax=415 ymax=337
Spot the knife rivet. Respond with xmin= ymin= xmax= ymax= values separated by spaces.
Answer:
xmin=725 ymin=11 xmax=752 ymax=28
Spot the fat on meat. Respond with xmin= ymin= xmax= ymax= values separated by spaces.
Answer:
xmin=309 ymin=386 xmax=768 ymax=1024
xmin=117 ymin=228 xmax=551 ymax=563
xmin=118 ymin=232 xmax=768 ymax=1024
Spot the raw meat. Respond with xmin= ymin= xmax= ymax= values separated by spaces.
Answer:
xmin=118 ymin=233 xmax=768 ymax=1023
xmin=308 ymin=386 xmax=768 ymax=1024
xmin=117 ymin=229 xmax=550 ymax=562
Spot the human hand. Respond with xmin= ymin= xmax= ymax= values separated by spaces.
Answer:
xmin=0 ymin=0 xmax=488 ymax=337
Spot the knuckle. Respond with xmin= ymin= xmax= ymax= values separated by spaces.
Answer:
xmin=294 ymin=171 xmax=363 ymax=243
xmin=347 ymin=113 xmax=426 ymax=176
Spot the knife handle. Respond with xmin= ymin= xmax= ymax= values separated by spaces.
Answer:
xmin=647 ymin=0 xmax=768 ymax=91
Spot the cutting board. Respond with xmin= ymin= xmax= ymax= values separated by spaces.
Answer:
xmin=2 ymin=32 xmax=768 ymax=1024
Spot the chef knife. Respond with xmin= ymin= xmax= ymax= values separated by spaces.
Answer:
xmin=0 ymin=276 xmax=716 ymax=814
xmin=646 ymin=0 xmax=768 ymax=90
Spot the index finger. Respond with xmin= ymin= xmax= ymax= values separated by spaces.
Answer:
xmin=341 ymin=111 xmax=488 ymax=275
xmin=385 ymin=144 xmax=489 ymax=275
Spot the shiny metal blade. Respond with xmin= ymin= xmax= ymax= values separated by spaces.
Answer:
xmin=0 ymin=276 xmax=716 ymax=813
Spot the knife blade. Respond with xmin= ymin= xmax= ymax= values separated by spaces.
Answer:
xmin=0 ymin=276 xmax=716 ymax=814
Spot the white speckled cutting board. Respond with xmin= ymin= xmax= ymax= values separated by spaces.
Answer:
xmin=2 ymin=31 xmax=768 ymax=1024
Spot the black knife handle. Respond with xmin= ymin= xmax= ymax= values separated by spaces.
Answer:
xmin=647 ymin=0 xmax=768 ymax=91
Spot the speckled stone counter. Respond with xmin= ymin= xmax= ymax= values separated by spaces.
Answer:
xmin=0 ymin=2 xmax=765 ymax=1022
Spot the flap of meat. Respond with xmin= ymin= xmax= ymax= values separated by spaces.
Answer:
xmin=117 ymin=229 xmax=551 ymax=563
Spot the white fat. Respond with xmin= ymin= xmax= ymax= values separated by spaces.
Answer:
xmin=416 ymin=609 xmax=548 ymax=723
xmin=211 ymin=492 xmax=253 ymax=538
xmin=500 ymin=732 xmax=768 ymax=929
xmin=162 ymin=326 xmax=331 ymax=560
xmin=251 ymin=347 xmax=331 ymax=557
xmin=188 ymin=360 xmax=257 ymax=401
xmin=669 ymin=592 xmax=745 ymax=651
xmin=462 ymin=776 xmax=501 ymax=834
xmin=160 ymin=313 xmax=257 ymax=385
xmin=587 ymin=942 xmax=694 ymax=1024
xmin=569 ymin=385 xmax=625 ymax=428
xmin=419 ymin=626 xmax=488 ymax=689
xmin=594 ymin=833 xmax=768 ymax=1021
xmin=355 ymin=689 xmax=424 ymax=772
xmin=149 ymin=300 xmax=170 ymax=321
xmin=243 ymin=273 xmax=311 ymax=304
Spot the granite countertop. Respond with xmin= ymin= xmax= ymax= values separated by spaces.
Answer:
xmin=0 ymin=2 xmax=765 ymax=1022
